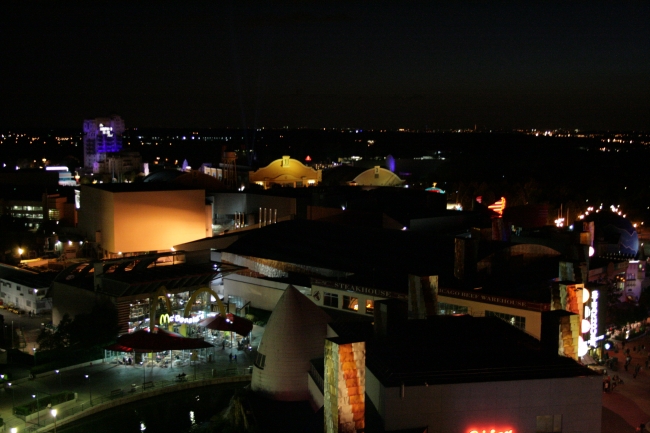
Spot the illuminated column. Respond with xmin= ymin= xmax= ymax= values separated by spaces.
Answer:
xmin=259 ymin=208 xmax=262 ymax=228
xmin=274 ymin=209 xmax=277 ymax=224
xmin=558 ymin=314 xmax=580 ymax=360
xmin=325 ymin=339 xmax=365 ymax=433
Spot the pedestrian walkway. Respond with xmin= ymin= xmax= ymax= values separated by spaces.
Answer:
xmin=0 ymin=325 xmax=264 ymax=432
xmin=601 ymin=335 xmax=650 ymax=432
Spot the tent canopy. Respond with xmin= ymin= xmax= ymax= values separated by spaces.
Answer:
xmin=106 ymin=328 xmax=213 ymax=353
xmin=198 ymin=313 xmax=253 ymax=336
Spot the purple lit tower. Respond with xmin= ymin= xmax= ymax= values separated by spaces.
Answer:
xmin=83 ymin=115 xmax=125 ymax=171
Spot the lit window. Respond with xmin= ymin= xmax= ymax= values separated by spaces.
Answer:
xmin=343 ymin=296 xmax=358 ymax=311
xmin=365 ymin=299 xmax=374 ymax=315
xmin=486 ymin=310 xmax=526 ymax=331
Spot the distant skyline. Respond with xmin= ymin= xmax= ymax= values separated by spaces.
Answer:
xmin=3 ymin=2 xmax=649 ymax=131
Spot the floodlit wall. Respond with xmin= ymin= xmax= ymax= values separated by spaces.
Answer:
xmin=79 ymin=186 xmax=209 ymax=255
xmin=324 ymin=340 xmax=365 ymax=433
xmin=251 ymin=286 xmax=329 ymax=401
xmin=367 ymin=374 xmax=602 ymax=433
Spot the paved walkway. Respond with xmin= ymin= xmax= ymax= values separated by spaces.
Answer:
xmin=0 ymin=325 xmax=264 ymax=432
xmin=601 ymin=334 xmax=650 ymax=432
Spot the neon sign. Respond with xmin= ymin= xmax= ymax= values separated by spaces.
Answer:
xmin=159 ymin=313 xmax=170 ymax=326
xmin=99 ymin=123 xmax=113 ymax=137
xmin=158 ymin=313 xmax=203 ymax=325
xmin=589 ymin=290 xmax=602 ymax=347
xmin=469 ymin=429 xmax=513 ymax=433
xmin=487 ymin=197 xmax=506 ymax=216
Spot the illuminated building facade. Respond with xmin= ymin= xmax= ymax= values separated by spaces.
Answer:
xmin=350 ymin=166 xmax=404 ymax=186
xmin=249 ymin=155 xmax=322 ymax=189
xmin=77 ymin=184 xmax=212 ymax=258
xmin=50 ymin=251 xmax=243 ymax=334
xmin=0 ymin=264 xmax=55 ymax=314
xmin=83 ymin=115 xmax=125 ymax=171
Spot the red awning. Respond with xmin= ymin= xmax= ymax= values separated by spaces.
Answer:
xmin=106 ymin=328 xmax=213 ymax=353
xmin=198 ymin=313 xmax=253 ymax=336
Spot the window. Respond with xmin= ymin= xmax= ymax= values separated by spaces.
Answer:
xmin=255 ymin=352 xmax=266 ymax=369
xmin=365 ymin=299 xmax=374 ymax=315
xmin=437 ymin=302 xmax=468 ymax=315
xmin=486 ymin=310 xmax=526 ymax=331
xmin=324 ymin=292 xmax=339 ymax=308
xmin=536 ymin=415 xmax=562 ymax=432
xmin=343 ymin=296 xmax=359 ymax=311
xmin=16 ymin=286 xmax=21 ymax=292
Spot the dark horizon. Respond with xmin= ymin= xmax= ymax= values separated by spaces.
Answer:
xmin=3 ymin=2 xmax=649 ymax=131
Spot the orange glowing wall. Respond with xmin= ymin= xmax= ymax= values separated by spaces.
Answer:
xmin=79 ymin=186 xmax=210 ymax=255
xmin=325 ymin=340 xmax=366 ymax=433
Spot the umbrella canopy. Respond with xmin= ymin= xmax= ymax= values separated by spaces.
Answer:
xmin=106 ymin=329 xmax=214 ymax=353
xmin=198 ymin=313 xmax=253 ymax=336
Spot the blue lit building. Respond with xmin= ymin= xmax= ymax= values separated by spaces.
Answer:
xmin=83 ymin=115 xmax=125 ymax=171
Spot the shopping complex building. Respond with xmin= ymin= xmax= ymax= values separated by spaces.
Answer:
xmin=50 ymin=250 xmax=243 ymax=335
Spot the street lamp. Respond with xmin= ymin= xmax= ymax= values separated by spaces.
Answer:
xmin=32 ymin=348 xmax=36 ymax=364
xmin=51 ymin=408 xmax=57 ymax=433
xmin=10 ymin=428 xmax=17 ymax=433
xmin=32 ymin=394 xmax=40 ymax=426
xmin=7 ymin=382 xmax=15 ymax=413
xmin=85 ymin=374 xmax=92 ymax=406
xmin=18 ymin=248 xmax=23 ymax=260
xmin=55 ymin=369 xmax=61 ymax=391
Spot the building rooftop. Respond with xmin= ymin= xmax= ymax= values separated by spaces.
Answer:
xmin=331 ymin=314 xmax=596 ymax=387
xmin=53 ymin=253 xmax=244 ymax=297
xmin=0 ymin=263 xmax=58 ymax=289
xmin=82 ymin=183 xmax=203 ymax=193
xmin=222 ymin=219 xmax=455 ymax=278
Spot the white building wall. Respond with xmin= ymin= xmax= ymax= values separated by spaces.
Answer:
xmin=223 ymin=273 xmax=311 ymax=311
xmin=369 ymin=375 xmax=601 ymax=433
xmin=0 ymin=279 xmax=49 ymax=314
xmin=307 ymin=374 xmax=324 ymax=410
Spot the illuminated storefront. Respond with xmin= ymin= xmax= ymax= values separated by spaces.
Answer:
xmin=51 ymin=252 xmax=244 ymax=334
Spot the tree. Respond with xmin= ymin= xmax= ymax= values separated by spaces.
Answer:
xmin=37 ymin=314 xmax=72 ymax=351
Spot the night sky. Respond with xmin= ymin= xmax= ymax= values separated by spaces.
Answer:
xmin=3 ymin=2 xmax=649 ymax=130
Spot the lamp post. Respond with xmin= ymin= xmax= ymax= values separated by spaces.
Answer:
xmin=32 ymin=394 xmax=40 ymax=426
xmin=18 ymin=248 xmax=23 ymax=262
xmin=32 ymin=348 xmax=36 ymax=365
xmin=7 ymin=382 xmax=15 ymax=413
xmin=55 ymin=369 xmax=61 ymax=391
xmin=85 ymin=374 xmax=92 ymax=406
xmin=51 ymin=408 xmax=57 ymax=433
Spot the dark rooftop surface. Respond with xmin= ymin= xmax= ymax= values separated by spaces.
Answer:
xmin=222 ymin=219 xmax=455 ymax=278
xmin=53 ymin=253 xmax=244 ymax=297
xmin=82 ymin=182 xmax=203 ymax=193
xmin=0 ymin=264 xmax=58 ymax=288
xmin=331 ymin=315 xmax=596 ymax=387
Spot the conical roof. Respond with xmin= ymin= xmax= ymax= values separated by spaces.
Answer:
xmin=251 ymin=285 xmax=330 ymax=401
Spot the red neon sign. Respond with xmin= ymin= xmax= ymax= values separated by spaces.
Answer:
xmin=487 ymin=196 xmax=506 ymax=217
xmin=468 ymin=429 xmax=513 ymax=433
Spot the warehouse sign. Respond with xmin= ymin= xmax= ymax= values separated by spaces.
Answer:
xmin=439 ymin=288 xmax=549 ymax=312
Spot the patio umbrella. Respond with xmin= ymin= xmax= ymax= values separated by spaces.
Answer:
xmin=111 ymin=328 xmax=214 ymax=352
xmin=106 ymin=329 xmax=214 ymax=383
xmin=198 ymin=313 xmax=253 ymax=336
